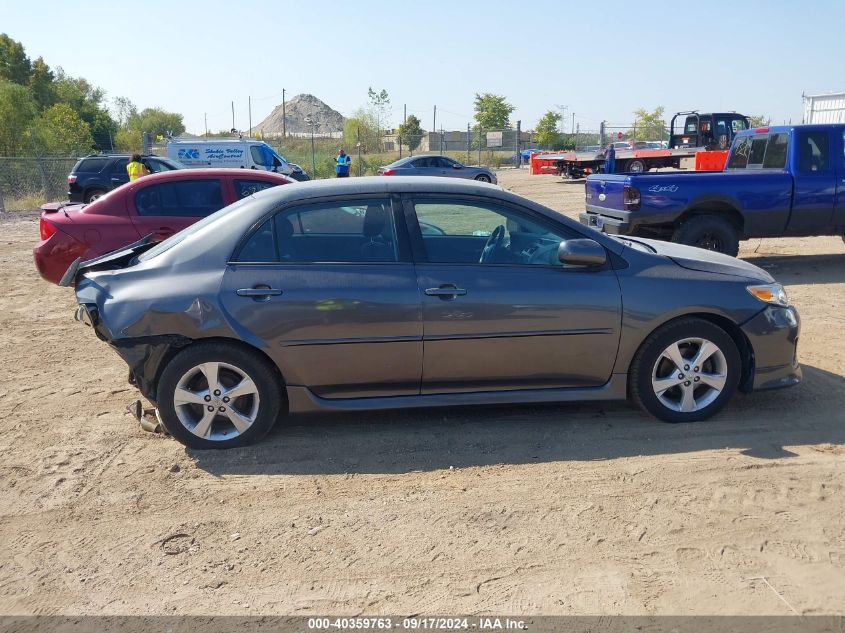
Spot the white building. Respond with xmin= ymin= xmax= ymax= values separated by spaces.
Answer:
xmin=803 ymin=92 xmax=845 ymax=124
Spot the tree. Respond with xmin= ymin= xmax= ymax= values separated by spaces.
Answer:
xmin=397 ymin=114 xmax=425 ymax=153
xmin=28 ymin=57 xmax=55 ymax=109
xmin=535 ymin=110 xmax=562 ymax=147
xmin=474 ymin=93 xmax=514 ymax=130
xmin=747 ymin=114 xmax=770 ymax=128
xmin=343 ymin=108 xmax=380 ymax=154
xmin=53 ymin=70 xmax=118 ymax=149
xmin=629 ymin=106 xmax=666 ymax=141
xmin=127 ymin=107 xmax=185 ymax=138
xmin=0 ymin=33 xmax=32 ymax=85
xmin=112 ymin=96 xmax=137 ymax=127
xmin=0 ymin=80 xmax=38 ymax=155
xmin=368 ymin=87 xmax=390 ymax=151
xmin=37 ymin=103 xmax=94 ymax=154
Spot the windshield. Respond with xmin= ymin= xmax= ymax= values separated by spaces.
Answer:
xmin=136 ymin=196 xmax=255 ymax=263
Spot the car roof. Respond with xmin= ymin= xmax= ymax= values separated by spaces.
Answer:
xmin=250 ymin=176 xmax=502 ymax=205
xmin=131 ymin=168 xmax=292 ymax=183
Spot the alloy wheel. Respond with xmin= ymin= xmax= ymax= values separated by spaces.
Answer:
xmin=173 ymin=361 xmax=260 ymax=441
xmin=651 ymin=337 xmax=727 ymax=413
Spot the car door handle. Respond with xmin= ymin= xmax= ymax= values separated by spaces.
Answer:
xmin=425 ymin=285 xmax=467 ymax=298
xmin=237 ymin=287 xmax=283 ymax=297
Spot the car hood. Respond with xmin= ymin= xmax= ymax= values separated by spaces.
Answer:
xmin=627 ymin=237 xmax=774 ymax=282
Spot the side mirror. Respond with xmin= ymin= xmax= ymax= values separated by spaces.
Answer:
xmin=452 ymin=163 xmax=462 ymax=169
xmin=558 ymin=239 xmax=607 ymax=267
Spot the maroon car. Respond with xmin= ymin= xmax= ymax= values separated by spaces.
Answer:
xmin=34 ymin=169 xmax=293 ymax=284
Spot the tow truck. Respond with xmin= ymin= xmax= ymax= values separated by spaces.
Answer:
xmin=531 ymin=111 xmax=751 ymax=178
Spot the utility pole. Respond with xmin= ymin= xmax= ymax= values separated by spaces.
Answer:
xmin=204 ymin=113 xmax=208 ymax=138
xmin=248 ymin=96 xmax=252 ymax=138
xmin=572 ymin=112 xmax=575 ymax=134
xmin=432 ymin=105 xmax=436 ymax=139
xmin=515 ymin=120 xmax=521 ymax=168
xmin=231 ymin=101 xmax=235 ymax=133
xmin=282 ymin=89 xmax=286 ymax=139
xmin=404 ymin=104 xmax=407 ymax=123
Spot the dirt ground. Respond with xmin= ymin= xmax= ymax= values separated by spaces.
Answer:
xmin=1 ymin=169 xmax=844 ymax=616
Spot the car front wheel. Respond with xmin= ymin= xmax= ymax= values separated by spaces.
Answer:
xmin=474 ymin=174 xmax=492 ymax=183
xmin=157 ymin=342 xmax=284 ymax=449
xmin=629 ymin=318 xmax=741 ymax=423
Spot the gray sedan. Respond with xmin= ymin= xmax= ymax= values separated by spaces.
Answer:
xmin=71 ymin=177 xmax=800 ymax=449
xmin=378 ymin=155 xmax=496 ymax=183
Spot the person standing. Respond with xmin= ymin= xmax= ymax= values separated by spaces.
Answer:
xmin=335 ymin=148 xmax=351 ymax=178
xmin=126 ymin=154 xmax=150 ymax=181
xmin=603 ymin=143 xmax=616 ymax=174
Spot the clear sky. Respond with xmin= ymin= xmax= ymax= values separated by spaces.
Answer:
xmin=2 ymin=0 xmax=843 ymax=134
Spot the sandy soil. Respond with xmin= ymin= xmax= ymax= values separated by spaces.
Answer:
xmin=1 ymin=169 xmax=844 ymax=616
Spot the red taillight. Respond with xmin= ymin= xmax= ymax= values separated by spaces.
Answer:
xmin=39 ymin=216 xmax=57 ymax=241
xmin=381 ymin=168 xmax=395 ymax=176
xmin=755 ymin=127 xmax=769 ymax=133
xmin=623 ymin=184 xmax=641 ymax=210
xmin=68 ymin=174 xmax=77 ymax=184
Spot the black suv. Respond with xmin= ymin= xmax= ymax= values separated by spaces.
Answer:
xmin=68 ymin=154 xmax=183 ymax=203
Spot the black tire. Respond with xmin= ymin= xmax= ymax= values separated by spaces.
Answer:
xmin=672 ymin=214 xmax=739 ymax=257
xmin=474 ymin=174 xmax=491 ymax=183
xmin=629 ymin=318 xmax=741 ymax=424
xmin=157 ymin=341 xmax=284 ymax=449
xmin=628 ymin=159 xmax=647 ymax=173
xmin=85 ymin=188 xmax=107 ymax=203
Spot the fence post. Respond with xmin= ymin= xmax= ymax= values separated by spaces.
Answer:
xmin=0 ymin=181 xmax=5 ymax=213
xmin=599 ymin=121 xmax=606 ymax=148
xmin=515 ymin=120 xmax=521 ymax=168
xmin=467 ymin=123 xmax=471 ymax=164
xmin=399 ymin=134 xmax=402 ymax=159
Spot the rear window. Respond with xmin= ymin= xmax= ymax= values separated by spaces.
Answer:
xmin=235 ymin=179 xmax=277 ymax=199
xmin=135 ymin=179 xmax=224 ymax=217
xmin=747 ymin=136 xmax=768 ymax=168
xmin=74 ymin=158 xmax=108 ymax=173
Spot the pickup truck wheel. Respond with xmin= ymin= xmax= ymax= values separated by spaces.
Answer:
xmin=628 ymin=159 xmax=647 ymax=173
xmin=672 ymin=215 xmax=739 ymax=257
xmin=629 ymin=318 xmax=740 ymax=423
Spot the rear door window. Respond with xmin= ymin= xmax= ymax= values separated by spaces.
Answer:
xmin=797 ymin=131 xmax=830 ymax=173
xmin=111 ymin=158 xmax=129 ymax=174
xmin=276 ymin=199 xmax=398 ymax=263
xmin=727 ymin=137 xmax=750 ymax=169
xmin=135 ymin=179 xmax=224 ymax=217
xmin=762 ymin=133 xmax=789 ymax=169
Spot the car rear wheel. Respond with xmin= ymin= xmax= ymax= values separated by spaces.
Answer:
xmin=629 ymin=318 xmax=741 ymax=423
xmin=85 ymin=188 xmax=107 ymax=203
xmin=474 ymin=174 xmax=492 ymax=183
xmin=157 ymin=342 xmax=284 ymax=449
xmin=672 ymin=215 xmax=739 ymax=257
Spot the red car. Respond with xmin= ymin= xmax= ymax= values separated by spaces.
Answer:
xmin=34 ymin=169 xmax=293 ymax=284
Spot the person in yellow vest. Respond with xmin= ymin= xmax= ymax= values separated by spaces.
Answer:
xmin=126 ymin=154 xmax=150 ymax=181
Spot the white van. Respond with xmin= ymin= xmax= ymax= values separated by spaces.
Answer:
xmin=166 ymin=139 xmax=293 ymax=175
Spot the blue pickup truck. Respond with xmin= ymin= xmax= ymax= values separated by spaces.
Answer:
xmin=579 ymin=123 xmax=845 ymax=256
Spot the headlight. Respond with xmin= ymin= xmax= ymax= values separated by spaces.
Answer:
xmin=747 ymin=283 xmax=789 ymax=307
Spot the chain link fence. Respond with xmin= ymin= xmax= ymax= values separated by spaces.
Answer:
xmin=0 ymin=157 xmax=77 ymax=212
